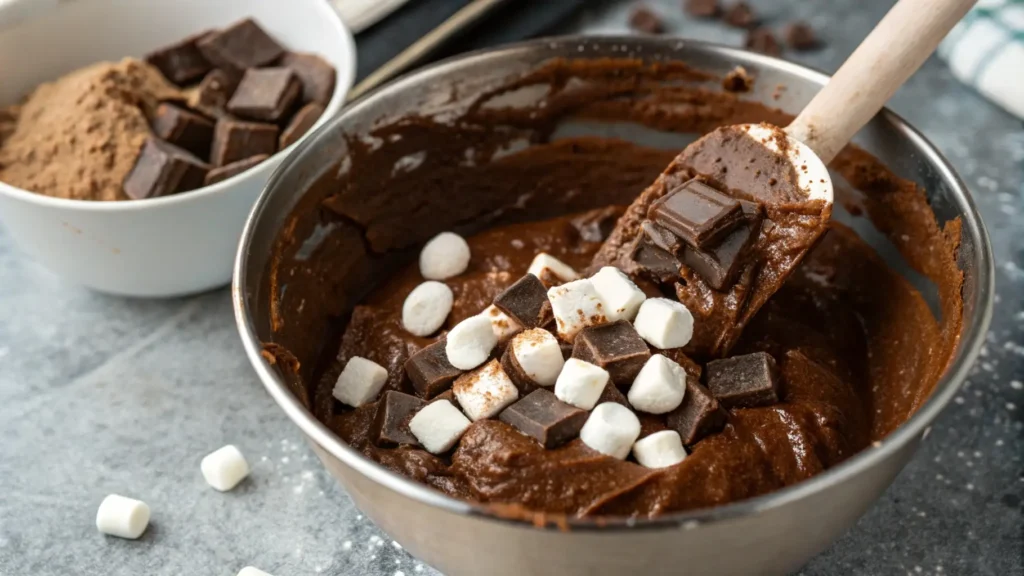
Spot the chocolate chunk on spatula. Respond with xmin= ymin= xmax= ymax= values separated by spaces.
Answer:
xmin=594 ymin=0 xmax=973 ymax=357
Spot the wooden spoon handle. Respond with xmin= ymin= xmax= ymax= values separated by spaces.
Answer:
xmin=785 ymin=0 xmax=975 ymax=164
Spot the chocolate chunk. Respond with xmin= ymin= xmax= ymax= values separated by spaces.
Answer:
xmin=203 ymin=154 xmax=268 ymax=186
xmin=145 ymin=30 xmax=214 ymax=85
xmin=227 ymin=68 xmax=302 ymax=122
xmin=706 ymin=351 xmax=780 ymax=408
xmin=723 ymin=1 xmax=757 ymax=28
xmin=493 ymin=274 xmax=549 ymax=329
xmin=629 ymin=231 xmax=681 ymax=282
xmin=746 ymin=28 xmax=782 ymax=57
xmin=597 ymin=381 xmax=630 ymax=406
xmin=680 ymin=199 xmax=762 ymax=290
xmin=499 ymin=389 xmax=587 ymax=449
xmin=572 ymin=321 xmax=651 ymax=385
xmin=196 ymin=18 xmax=284 ymax=71
xmin=279 ymin=102 xmax=325 ymax=149
xmin=405 ymin=339 xmax=463 ymax=399
xmin=123 ymin=138 xmax=209 ymax=200
xmin=559 ymin=341 xmax=574 ymax=360
xmin=684 ymin=0 xmax=720 ymax=17
xmin=370 ymin=391 xmax=425 ymax=447
xmin=151 ymin=102 xmax=214 ymax=159
xmin=571 ymin=206 xmax=621 ymax=243
xmin=784 ymin=21 xmax=819 ymax=51
xmin=280 ymin=52 xmax=337 ymax=104
xmin=649 ymin=178 xmax=743 ymax=249
xmin=667 ymin=380 xmax=727 ymax=445
xmin=210 ymin=118 xmax=278 ymax=166
xmin=189 ymin=69 xmax=241 ymax=116
xmin=629 ymin=6 xmax=665 ymax=34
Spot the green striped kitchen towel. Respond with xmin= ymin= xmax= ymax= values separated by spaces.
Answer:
xmin=939 ymin=0 xmax=1024 ymax=119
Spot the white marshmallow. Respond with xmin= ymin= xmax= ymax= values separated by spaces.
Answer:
xmin=200 ymin=445 xmax=251 ymax=492
xmin=453 ymin=360 xmax=519 ymax=421
xmin=627 ymin=354 xmax=687 ymax=414
xmin=96 ymin=494 xmax=150 ymax=539
xmin=409 ymin=399 xmax=472 ymax=454
xmin=590 ymin=266 xmax=647 ymax=322
xmin=509 ymin=329 xmax=564 ymax=386
xmin=528 ymin=253 xmax=579 ymax=285
xmin=547 ymin=279 xmax=608 ymax=342
xmin=237 ymin=567 xmax=274 ymax=576
xmin=632 ymin=430 xmax=688 ymax=469
xmin=332 ymin=356 xmax=389 ymax=407
xmin=554 ymin=358 xmax=610 ymax=410
xmin=402 ymin=281 xmax=454 ymax=337
xmin=446 ymin=315 xmax=498 ymax=370
xmin=633 ymin=298 xmax=694 ymax=349
xmin=579 ymin=402 xmax=641 ymax=460
xmin=420 ymin=232 xmax=471 ymax=280
xmin=479 ymin=304 xmax=522 ymax=344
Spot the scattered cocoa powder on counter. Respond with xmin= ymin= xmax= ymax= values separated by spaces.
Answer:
xmin=0 ymin=58 xmax=182 ymax=201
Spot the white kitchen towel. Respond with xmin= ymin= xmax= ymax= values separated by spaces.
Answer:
xmin=939 ymin=0 xmax=1024 ymax=119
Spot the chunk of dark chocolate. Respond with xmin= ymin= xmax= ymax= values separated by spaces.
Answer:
xmin=597 ymin=381 xmax=629 ymax=406
xmin=667 ymin=380 xmax=727 ymax=445
xmin=280 ymin=52 xmax=337 ymax=104
xmin=684 ymin=0 xmax=720 ymax=17
xmin=649 ymin=178 xmax=743 ymax=248
xmin=680 ymin=199 xmax=763 ymax=290
xmin=145 ymin=30 xmax=214 ymax=85
xmin=279 ymin=102 xmax=325 ymax=149
xmin=572 ymin=321 xmax=651 ymax=385
xmin=210 ymin=118 xmax=278 ymax=166
xmin=706 ymin=351 xmax=779 ymax=408
xmin=151 ymin=102 xmax=214 ymax=159
xmin=370 ymin=391 xmax=426 ymax=447
xmin=629 ymin=232 xmax=681 ymax=282
xmin=227 ymin=68 xmax=302 ymax=122
xmin=499 ymin=389 xmax=587 ymax=449
xmin=784 ymin=21 xmax=819 ymax=51
xmin=746 ymin=28 xmax=782 ymax=57
xmin=203 ymin=154 xmax=269 ymax=186
xmin=196 ymin=18 xmax=284 ymax=71
xmin=629 ymin=6 xmax=665 ymax=34
xmin=493 ymin=274 xmax=549 ymax=329
xmin=723 ymin=1 xmax=757 ymax=28
xmin=405 ymin=339 xmax=463 ymax=399
xmin=123 ymin=138 xmax=210 ymax=200
xmin=188 ymin=69 xmax=241 ymax=116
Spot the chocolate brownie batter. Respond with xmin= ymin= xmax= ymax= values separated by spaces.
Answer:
xmin=264 ymin=59 xmax=964 ymax=521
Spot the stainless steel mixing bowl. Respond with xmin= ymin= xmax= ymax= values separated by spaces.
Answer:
xmin=233 ymin=37 xmax=993 ymax=576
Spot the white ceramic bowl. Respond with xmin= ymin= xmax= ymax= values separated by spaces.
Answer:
xmin=0 ymin=0 xmax=355 ymax=297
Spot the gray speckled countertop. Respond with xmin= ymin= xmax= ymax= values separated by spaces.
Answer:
xmin=1 ymin=1 xmax=1021 ymax=575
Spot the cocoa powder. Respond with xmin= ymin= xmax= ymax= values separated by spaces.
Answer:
xmin=0 ymin=58 xmax=182 ymax=201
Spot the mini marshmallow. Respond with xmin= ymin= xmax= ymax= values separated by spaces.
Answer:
xmin=479 ymin=304 xmax=522 ymax=344
xmin=590 ymin=266 xmax=646 ymax=322
xmin=627 ymin=354 xmax=687 ymax=414
xmin=96 ymin=494 xmax=150 ymax=539
xmin=579 ymin=402 xmax=641 ymax=460
xmin=402 ymin=281 xmax=454 ymax=337
xmin=409 ymin=399 xmax=472 ymax=453
xmin=528 ymin=253 xmax=579 ymax=285
xmin=554 ymin=358 xmax=611 ymax=410
xmin=237 ymin=567 xmax=274 ymax=576
xmin=446 ymin=315 xmax=498 ymax=370
xmin=633 ymin=298 xmax=694 ymax=349
xmin=632 ymin=430 xmax=688 ymax=469
xmin=453 ymin=360 xmax=519 ymax=420
xmin=420 ymin=232 xmax=471 ymax=280
xmin=201 ymin=445 xmax=251 ymax=491
xmin=509 ymin=329 xmax=564 ymax=386
xmin=547 ymin=279 xmax=607 ymax=342
xmin=333 ymin=356 xmax=388 ymax=407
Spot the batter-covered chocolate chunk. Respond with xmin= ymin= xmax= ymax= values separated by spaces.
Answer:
xmin=151 ymin=102 xmax=214 ymax=159
xmin=706 ymin=351 xmax=779 ymax=408
xmin=667 ymin=380 xmax=727 ymax=445
xmin=680 ymin=199 xmax=763 ymax=290
xmin=572 ymin=321 xmax=651 ymax=385
xmin=649 ymin=178 xmax=743 ymax=248
xmin=123 ymin=137 xmax=209 ymax=200
xmin=499 ymin=389 xmax=588 ymax=449
xmin=370 ymin=391 xmax=425 ymax=447
xmin=227 ymin=68 xmax=302 ymax=123
xmin=629 ymin=233 xmax=680 ymax=282
xmin=405 ymin=339 xmax=463 ymax=399
xmin=145 ymin=30 xmax=214 ymax=85
xmin=197 ymin=18 xmax=284 ymax=71
xmin=493 ymin=274 xmax=549 ymax=328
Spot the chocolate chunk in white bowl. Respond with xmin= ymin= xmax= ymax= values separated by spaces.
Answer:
xmin=145 ymin=29 xmax=214 ymax=85
xmin=123 ymin=137 xmax=209 ymax=199
xmin=227 ymin=68 xmax=302 ymax=123
xmin=197 ymin=18 xmax=284 ymax=71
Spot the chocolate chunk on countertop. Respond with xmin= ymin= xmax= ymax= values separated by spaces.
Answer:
xmin=371 ymin=391 xmax=425 ymax=447
xmin=629 ymin=6 xmax=665 ymax=34
xmin=784 ymin=22 xmax=820 ymax=50
xmin=685 ymin=0 xmax=720 ymax=17
xmin=280 ymin=52 xmax=337 ymax=104
xmin=151 ymin=102 xmax=214 ymax=159
xmin=203 ymin=154 xmax=269 ymax=186
xmin=499 ymin=389 xmax=587 ymax=449
xmin=197 ymin=18 xmax=283 ymax=71
xmin=706 ymin=351 xmax=779 ymax=408
xmin=746 ymin=28 xmax=782 ymax=57
xmin=572 ymin=321 xmax=651 ymax=385
xmin=405 ymin=339 xmax=463 ymax=399
xmin=723 ymin=1 xmax=757 ymax=28
xmin=123 ymin=137 xmax=209 ymax=200
xmin=227 ymin=68 xmax=302 ymax=123
xmin=210 ymin=118 xmax=278 ymax=166
xmin=145 ymin=29 xmax=214 ymax=85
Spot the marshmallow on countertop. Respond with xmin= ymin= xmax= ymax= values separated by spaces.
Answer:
xmin=402 ymin=281 xmax=454 ymax=337
xmin=420 ymin=232 xmax=471 ymax=280
xmin=96 ymin=494 xmax=150 ymax=539
xmin=554 ymin=358 xmax=610 ymax=410
xmin=446 ymin=314 xmax=499 ymax=370
xmin=508 ymin=328 xmax=564 ymax=387
xmin=633 ymin=298 xmax=694 ymax=349
xmin=528 ymin=253 xmax=579 ymax=286
xmin=453 ymin=359 xmax=519 ymax=421
xmin=237 ymin=567 xmax=274 ymax=576
xmin=201 ymin=445 xmax=251 ymax=492
xmin=627 ymin=354 xmax=687 ymax=414
xmin=590 ymin=266 xmax=646 ymax=322
xmin=479 ymin=304 xmax=522 ymax=344
xmin=547 ymin=279 xmax=607 ymax=342
xmin=632 ymin=430 xmax=688 ymax=469
xmin=409 ymin=399 xmax=472 ymax=454
xmin=332 ymin=356 xmax=388 ymax=407
xmin=579 ymin=402 xmax=641 ymax=460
